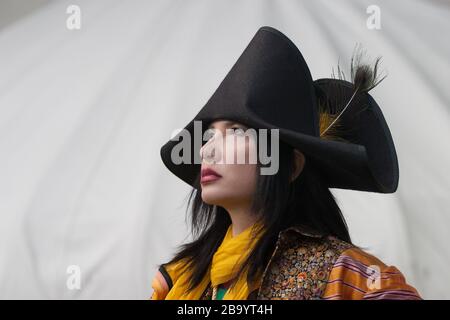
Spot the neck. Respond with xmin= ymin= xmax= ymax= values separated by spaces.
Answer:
xmin=223 ymin=204 xmax=259 ymax=237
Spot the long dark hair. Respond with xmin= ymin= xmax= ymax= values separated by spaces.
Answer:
xmin=163 ymin=138 xmax=351 ymax=294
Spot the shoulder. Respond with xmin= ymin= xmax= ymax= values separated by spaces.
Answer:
xmin=263 ymin=232 xmax=421 ymax=300
xmin=278 ymin=230 xmax=354 ymax=266
xmin=323 ymin=246 xmax=422 ymax=300
xmin=149 ymin=260 xmax=186 ymax=300
xmin=259 ymin=233 xmax=354 ymax=299
xmin=149 ymin=264 xmax=172 ymax=300
xmin=278 ymin=233 xmax=356 ymax=279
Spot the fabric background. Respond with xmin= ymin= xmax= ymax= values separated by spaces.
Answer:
xmin=0 ymin=0 xmax=448 ymax=299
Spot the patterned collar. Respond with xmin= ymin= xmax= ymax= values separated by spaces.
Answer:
xmin=278 ymin=224 xmax=324 ymax=239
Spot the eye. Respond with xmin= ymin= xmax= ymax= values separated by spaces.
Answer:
xmin=230 ymin=126 xmax=245 ymax=135
xmin=204 ymin=128 xmax=216 ymax=141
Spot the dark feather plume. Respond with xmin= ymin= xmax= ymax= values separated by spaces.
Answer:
xmin=350 ymin=46 xmax=386 ymax=93
xmin=319 ymin=44 xmax=386 ymax=139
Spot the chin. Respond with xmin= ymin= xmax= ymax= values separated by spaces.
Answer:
xmin=200 ymin=193 xmax=222 ymax=206
xmin=200 ymin=188 xmax=228 ymax=206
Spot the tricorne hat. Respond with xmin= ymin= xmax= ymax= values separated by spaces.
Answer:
xmin=160 ymin=26 xmax=399 ymax=193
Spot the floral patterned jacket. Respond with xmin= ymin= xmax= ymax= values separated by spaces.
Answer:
xmin=152 ymin=225 xmax=422 ymax=300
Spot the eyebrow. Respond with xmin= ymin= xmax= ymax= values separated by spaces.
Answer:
xmin=207 ymin=121 xmax=241 ymax=129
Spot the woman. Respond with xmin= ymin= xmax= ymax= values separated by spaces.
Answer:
xmin=150 ymin=26 xmax=421 ymax=300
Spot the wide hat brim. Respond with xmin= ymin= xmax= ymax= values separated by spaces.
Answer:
xmin=160 ymin=26 xmax=399 ymax=193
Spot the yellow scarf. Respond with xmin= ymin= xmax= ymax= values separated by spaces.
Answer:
xmin=163 ymin=222 xmax=265 ymax=300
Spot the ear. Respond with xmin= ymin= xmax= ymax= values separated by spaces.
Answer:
xmin=291 ymin=149 xmax=305 ymax=182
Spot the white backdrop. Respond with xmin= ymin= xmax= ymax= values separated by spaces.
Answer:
xmin=0 ymin=0 xmax=449 ymax=299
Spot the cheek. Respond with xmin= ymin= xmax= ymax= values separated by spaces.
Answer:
xmin=224 ymin=138 xmax=258 ymax=190
xmin=220 ymin=134 xmax=258 ymax=165
xmin=227 ymin=164 xmax=257 ymax=192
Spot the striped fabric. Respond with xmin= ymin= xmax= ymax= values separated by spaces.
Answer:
xmin=322 ymin=247 xmax=422 ymax=300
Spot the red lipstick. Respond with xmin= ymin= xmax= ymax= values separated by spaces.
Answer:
xmin=201 ymin=168 xmax=222 ymax=184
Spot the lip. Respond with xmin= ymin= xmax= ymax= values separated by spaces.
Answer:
xmin=201 ymin=168 xmax=222 ymax=184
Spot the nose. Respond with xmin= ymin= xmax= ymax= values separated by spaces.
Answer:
xmin=200 ymin=138 xmax=216 ymax=163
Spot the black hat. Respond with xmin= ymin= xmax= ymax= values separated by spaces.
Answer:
xmin=160 ymin=26 xmax=398 ymax=193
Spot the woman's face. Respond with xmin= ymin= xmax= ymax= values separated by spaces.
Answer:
xmin=199 ymin=119 xmax=258 ymax=208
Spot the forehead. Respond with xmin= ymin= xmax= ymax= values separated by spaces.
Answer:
xmin=207 ymin=119 xmax=245 ymax=129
